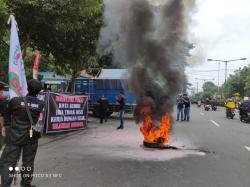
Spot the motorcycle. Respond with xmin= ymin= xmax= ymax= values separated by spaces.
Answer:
xmin=197 ymin=101 xmax=201 ymax=107
xmin=211 ymin=105 xmax=217 ymax=111
xmin=204 ymin=104 xmax=210 ymax=111
xmin=226 ymin=108 xmax=235 ymax=119
xmin=239 ymin=107 xmax=250 ymax=123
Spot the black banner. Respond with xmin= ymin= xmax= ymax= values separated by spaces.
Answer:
xmin=45 ymin=93 xmax=88 ymax=133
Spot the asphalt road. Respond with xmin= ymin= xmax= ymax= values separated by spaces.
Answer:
xmin=23 ymin=105 xmax=250 ymax=187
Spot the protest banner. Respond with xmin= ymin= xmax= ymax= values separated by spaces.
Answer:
xmin=45 ymin=93 xmax=88 ymax=133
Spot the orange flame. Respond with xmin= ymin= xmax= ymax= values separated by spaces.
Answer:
xmin=140 ymin=114 xmax=171 ymax=147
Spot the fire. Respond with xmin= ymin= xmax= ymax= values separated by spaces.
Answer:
xmin=140 ymin=114 xmax=171 ymax=148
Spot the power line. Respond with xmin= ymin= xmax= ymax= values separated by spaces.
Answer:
xmin=187 ymin=68 xmax=237 ymax=73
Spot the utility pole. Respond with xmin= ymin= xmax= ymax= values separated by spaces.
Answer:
xmin=196 ymin=81 xmax=198 ymax=94
xmin=217 ymin=62 xmax=220 ymax=96
xmin=208 ymin=58 xmax=247 ymax=84
xmin=208 ymin=58 xmax=247 ymax=98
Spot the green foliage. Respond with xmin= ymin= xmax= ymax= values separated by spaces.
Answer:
xmin=221 ymin=66 xmax=250 ymax=98
xmin=0 ymin=0 xmax=9 ymax=81
xmin=6 ymin=0 xmax=104 ymax=78
xmin=193 ymin=92 xmax=203 ymax=100
xmin=244 ymin=74 xmax=250 ymax=95
xmin=202 ymin=81 xmax=217 ymax=99
xmin=24 ymin=48 xmax=58 ymax=80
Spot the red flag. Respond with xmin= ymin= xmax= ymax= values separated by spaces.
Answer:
xmin=33 ymin=51 xmax=41 ymax=79
xmin=221 ymin=92 xmax=225 ymax=100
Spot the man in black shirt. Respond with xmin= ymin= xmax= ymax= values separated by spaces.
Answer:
xmin=116 ymin=91 xmax=125 ymax=129
xmin=183 ymin=95 xmax=191 ymax=121
xmin=98 ymin=94 xmax=109 ymax=124
xmin=176 ymin=95 xmax=184 ymax=121
xmin=0 ymin=98 xmax=8 ymax=150
xmin=0 ymin=79 xmax=44 ymax=187
xmin=0 ymin=84 xmax=8 ymax=137
xmin=0 ymin=84 xmax=9 ymax=184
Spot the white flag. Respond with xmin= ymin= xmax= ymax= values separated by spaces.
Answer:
xmin=8 ymin=15 xmax=28 ymax=98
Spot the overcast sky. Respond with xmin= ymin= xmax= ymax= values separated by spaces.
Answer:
xmin=187 ymin=0 xmax=250 ymax=92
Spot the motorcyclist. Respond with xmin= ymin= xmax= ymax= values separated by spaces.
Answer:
xmin=204 ymin=98 xmax=210 ymax=105
xmin=204 ymin=98 xmax=211 ymax=110
xmin=225 ymin=98 xmax=236 ymax=118
xmin=197 ymin=100 xmax=201 ymax=107
xmin=211 ymin=98 xmax=217 ymax=110
xmin=226 ymin=98 xmax=236 ymax=109
xmin=239 ymin=97 xmax=250 ymax=117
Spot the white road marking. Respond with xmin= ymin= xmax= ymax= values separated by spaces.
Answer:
xmin=200 ymin=112 xmax=204 ymax=116
xmin=210 ymin=120 xmax=220 ymax=127
xmin=245 ymin=146 xmax=250 ymax=152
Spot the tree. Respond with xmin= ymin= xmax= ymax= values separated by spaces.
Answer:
xmin=193 ymin=92 xmax=203 ymax=100
xmin=202 ymin=81 xmax=217 ymax=99
xmin=244 ymin=74 xmax=250 ymax=96
xmin=221 ymin=66 xmax=250 ymax=98
xmin=7 ymin=0 xmax=104 ymax=89
xmin=23 ymin=48 xmax=58 ymax=80
xmin=0 ymin=0 xmax=9 ymax=81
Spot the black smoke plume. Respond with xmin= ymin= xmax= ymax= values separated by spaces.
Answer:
xmin=98 ymin=0 xmax=196 ymax=121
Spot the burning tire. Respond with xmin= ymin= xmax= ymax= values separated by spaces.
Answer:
xmin=143 ymin=141 xmax=161 ymax=148
xmin=143 ymin=141 xmax=179 ymax=150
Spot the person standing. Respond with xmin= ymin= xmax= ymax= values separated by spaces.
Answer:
xmin=0 ymin=84 xmax=9 ymax=150
xmin=0 ymin=101 xmax=7 ymax=151
xmin=176 ymin=95 xmax=184 ymax=121
xmin=183 ymin=95 xmax=191 ymax=121
xmin=98 ymin=94 xmax=109 ymax=124
xmin=0 ymin=98 xmax=8 ymax=149
xmin=116 ymin=91 xmax=125 ymax=129
xmin=0 ymin=79 xmax=44 ymax=187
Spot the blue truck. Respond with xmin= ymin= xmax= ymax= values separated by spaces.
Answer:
xmin=75 ymin=69 xmax=136 ymax=116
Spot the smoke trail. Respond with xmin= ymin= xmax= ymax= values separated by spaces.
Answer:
xmin=97 ymin=0 xmax=196 ymax=121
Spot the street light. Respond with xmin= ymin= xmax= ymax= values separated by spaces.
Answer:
xmin=208 ymin=58 xmax=247 ymax=99
xmin=207 ymin=58 xmax=247 ymax=84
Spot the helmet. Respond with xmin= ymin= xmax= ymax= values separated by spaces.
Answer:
xmin=28 ymin=79 xmax=42 ymax=95
xmin=244 ymin=97 xmax=249 ymax=101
